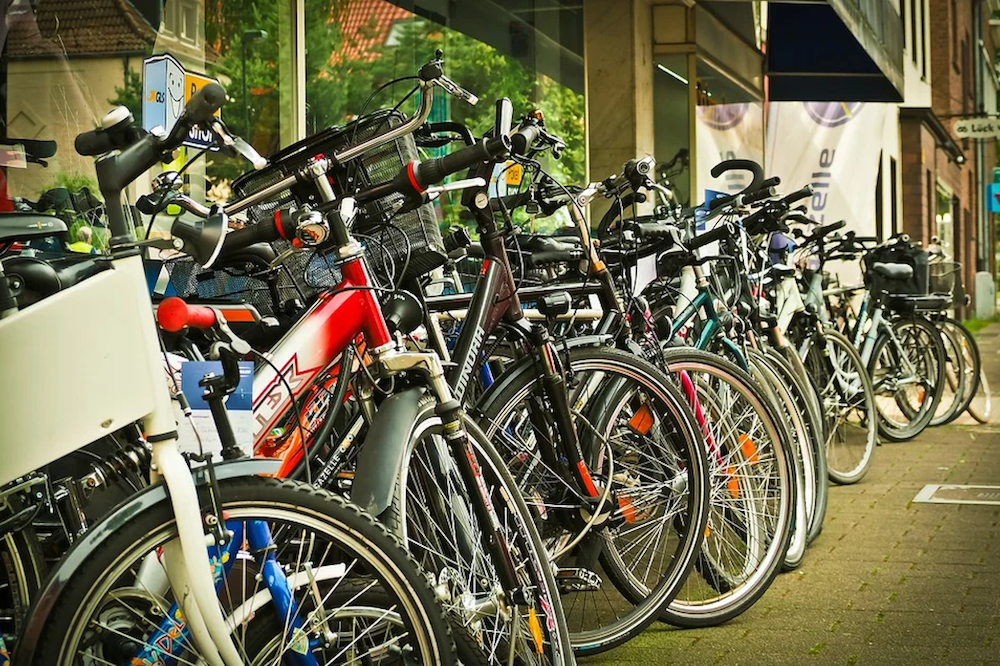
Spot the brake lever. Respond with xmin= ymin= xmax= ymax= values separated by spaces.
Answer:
xmin=210 ymin=119 xmax=268 ymax=170
xmin=424 ymin=177 xmax=487 ymax=197
xmin=433 ymin=75 xmax=479 ymax=106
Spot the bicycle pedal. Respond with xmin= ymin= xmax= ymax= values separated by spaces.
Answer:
xmin=556 ymin=567 xmax=601 ymax=593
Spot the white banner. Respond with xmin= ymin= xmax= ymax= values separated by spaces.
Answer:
xmin=696 ymin=102 xmax=765 ymax=198
xmin=765 ymin=102 xmax=886 ymax=231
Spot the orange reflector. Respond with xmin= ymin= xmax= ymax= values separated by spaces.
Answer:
xmin=739 ymin=433 xmax=759 ymax=464
xmin=577 ymin=461 xmax=600 ymax=498
xmin=618 ymin=495 xmax=637 ymax=523
xmin=726 ymin=465 xmax=740 ymax=498
xmin=705 ymin=526 xmax=711 ymax=538
xmin=218 ymin=309 xmax=256 ymax=323
xmin=528 ymin=608 xmax=545 ymax=654
xmin=628 ymin=404 xmax=655 ymax=436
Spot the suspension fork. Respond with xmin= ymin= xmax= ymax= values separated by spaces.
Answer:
xmin=378 ymin=349 xmax=522 ymax=597
xmin=529 ymin=325 xmax=601 ymax=499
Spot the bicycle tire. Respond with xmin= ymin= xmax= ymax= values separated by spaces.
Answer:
xmin=0 ymin=508 xmax=45 ymax=649
xmin=932 ymin=318 xmax=981 ymax=425
xmin=384 ymin=400 xmax=574 ymax=666
xmin=655 ymin=347 xmax=796 ymax=626
xmin=763 ymin=347 xmax=828 ymax=545
xmin=475 ymin=345 xmax=709 ymax=656
xmin=745 ymin=351 xmax=808 ymax=572
xmin=968 ymin=366 xmax=992 ymax=423
xmin=868 ymin=315 xmax=947 ymax=441
xmin=802 ymin=329 xmax=878 ymax=484
xmin=23 ymin=476 xmax=456 ymax=666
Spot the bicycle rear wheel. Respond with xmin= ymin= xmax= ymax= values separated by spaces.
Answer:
xmin=969 ymin=367 xmax=992 ymax=423
xmin=21 ymin=477 xmax=456 ymax=666
xmin=931 ymin=318 xmax=981 ymax=425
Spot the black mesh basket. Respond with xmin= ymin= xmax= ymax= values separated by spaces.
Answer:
xmin=230 ymin=110 xmax=445 ymax=285
xmin=863 ymin=242 xmax=929 ymax=296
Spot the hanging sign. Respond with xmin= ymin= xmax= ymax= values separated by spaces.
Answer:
xmin=142 ymin=54 xmax=221 ymax=150
xmin=952 ymin=117 xmax=1000 ymax=139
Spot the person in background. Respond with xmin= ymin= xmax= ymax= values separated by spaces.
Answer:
xmin=68 ymin=226 xmax=97 ymax=254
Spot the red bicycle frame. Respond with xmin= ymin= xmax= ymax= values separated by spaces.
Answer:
xmin=251 ymin=256 xmax=391 ymax=476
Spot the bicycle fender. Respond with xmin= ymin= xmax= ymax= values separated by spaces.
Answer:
xmin=350 ymin=387 xmax=426 ymax=518
xmin=473 ymin=334 xmax=612 ymax=414
xmin=13 ymin=457 xmax=281 ymax=665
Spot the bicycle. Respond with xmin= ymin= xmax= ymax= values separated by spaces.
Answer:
xmin=3 ymin=85 xmax=457 ymax=665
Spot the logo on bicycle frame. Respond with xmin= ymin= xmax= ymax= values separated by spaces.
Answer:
xmin=804 ymin=102 xmax=865 ymax=127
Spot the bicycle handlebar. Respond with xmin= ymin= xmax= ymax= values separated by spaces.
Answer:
xmin=157 ymin=296 xmax=217 ymax=332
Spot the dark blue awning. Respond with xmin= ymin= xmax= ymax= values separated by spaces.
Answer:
xmin=767 ymin=0 xmax=904 ymax=102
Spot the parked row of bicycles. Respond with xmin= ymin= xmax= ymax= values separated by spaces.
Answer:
xmin=0 ymin=55 xmax=989 ymax=665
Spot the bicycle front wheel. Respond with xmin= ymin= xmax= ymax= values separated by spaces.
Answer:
xmin=23 ymin=476 xmax=456 ymax=666
xmin=386 ymin=400 xmax=573 ymax=666
xmin=868 ymin=315 xmax=947 ymax=441
xmin=658 ymin=348 xmax=796 ymax=627
xmin=476 ymin=345 xmax=709 ymax=656
xmin=803 ymin=329 xmax=878 ymax=484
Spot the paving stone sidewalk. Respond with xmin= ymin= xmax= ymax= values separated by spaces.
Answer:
xmin=588 ymin=324 xmax=1000 ymax=666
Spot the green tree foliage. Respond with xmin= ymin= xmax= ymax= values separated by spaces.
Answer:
xmin=132 ymin=0 xmax=586 ymax=231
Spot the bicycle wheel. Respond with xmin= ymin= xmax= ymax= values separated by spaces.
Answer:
xmin=657 ymin=348 xmax=796 ymax=627
xmin=476 ymin=345 xmax=709 ymax=656
xmin=0 ymin=501 xmax=45 ymax=650
xmin=802 ymin=329 xmax=878 ymax=485
xmin=763 ymin=347 xmax=828 ymax=545
xmin=23 ymin=476 xmax=456 ymax=666
xmin=385 ymin=400 xmax=573 ymax=666
xmin=932 ymin=318 xmax=981 ymax=425
xmin=969 ymin=366 xmax=992 ymax=423
xmin=745 ymin=351 xmax=808 ymax=572
xmin=868 ymin=315 xmax=946 ymax=441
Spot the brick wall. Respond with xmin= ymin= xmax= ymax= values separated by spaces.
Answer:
xmin=926 ymin=0 xmax=991 ymax=311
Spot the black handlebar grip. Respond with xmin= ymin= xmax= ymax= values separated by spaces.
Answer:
xmin=216 ymin=216 xmax=282 ymax=257
xmin=744 ymin=185 xmax=777 ymax=205
xmin=709 ymin=159 xmax=764 ymax=192
xmin=759 ymin=176 xmax=781 ymax=190
xmin=412 ymin=135 xmax=511 ymax=188
xmin=185 ymin=83 xmax=227 ymax=125
xmin=781 ymin=184 xmax=814 ymax=206
xmin=510 ymin=123 xmax=541 ymax=156
xmin=633 ymin=222 xmax=676 ymax=241
xmin=816 ymin=220 xmax=846 ymax=237
xmin=708 ymin=192 xmax=737 ymax=211
xmin=75 ymin=128 xmax=117 ymax=157
xmin=685 ymin=223 xmax=734 ymax=252
xmin=527 ymin=249 xmax=583 ymax=268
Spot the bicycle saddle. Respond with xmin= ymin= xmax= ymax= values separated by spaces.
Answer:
xmin=871 ymin=262 xmax=913 ymax=280
xmin=0 ymin=213 xmax=67 ymax=243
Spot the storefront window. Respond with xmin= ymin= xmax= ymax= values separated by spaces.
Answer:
xmin=2 ymin=0 xmax=584 ymax=237
xmin=654 ymin=54 xmax=692 ymax=207
xmin=936 ymin=185 xmax=954 ymax=258
xmin=692 ymin=59 xmax=763 ymax=201
xmin=302 ymin=0 xmax=585 ymax=230
xmin=2 ymin=0 xmax=291 ymax=241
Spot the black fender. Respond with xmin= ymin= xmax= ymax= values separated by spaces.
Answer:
xmin=350 ymin=387 xmax=426 ymax=518
xmin=472 ymin=334 xmax=613 ymax=415
xmin=13 ymin=457 xmax=281 ymax=664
